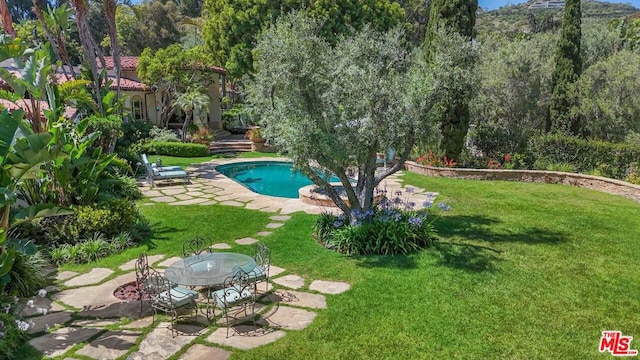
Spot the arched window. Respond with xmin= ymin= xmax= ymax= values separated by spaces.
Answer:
xmin=131 ymin=96 xmax=145 ymax=121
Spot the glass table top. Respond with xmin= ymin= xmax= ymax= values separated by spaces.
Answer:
xmin=164 ymin=252 xmax=256 ymax=287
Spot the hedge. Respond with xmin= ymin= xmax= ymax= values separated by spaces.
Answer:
xmin=529 ymin=134 xmax=640 ymax=179
xmin=143 ymin=141 xmax=209 ymax=157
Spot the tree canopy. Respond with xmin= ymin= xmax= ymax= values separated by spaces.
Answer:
xmin=203 ymin=0 xmax=404 ymax=78
xmin=549 ymin=0 xmax=582 ymax=134
xmin=247 ymin=12 xmax=475 ymax=220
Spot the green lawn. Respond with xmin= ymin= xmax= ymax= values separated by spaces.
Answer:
xmin=59 ymin=171 xmax=640 ymax=359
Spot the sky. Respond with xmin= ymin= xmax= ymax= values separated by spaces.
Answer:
xmin=479 ymin=0 xmax=640 ymax=10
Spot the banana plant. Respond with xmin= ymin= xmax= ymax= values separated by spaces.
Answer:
xmin=0 ymin=109 xmax=70 ymax=292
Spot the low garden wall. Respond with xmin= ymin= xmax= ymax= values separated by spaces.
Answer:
xmin=404 ymin=161 xmax=640 ymax=203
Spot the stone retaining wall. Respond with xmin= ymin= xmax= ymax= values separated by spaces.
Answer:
xmin=404 ymin=161 xmax=640 ymax=203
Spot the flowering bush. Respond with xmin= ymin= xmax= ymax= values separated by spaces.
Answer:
xmin=0 ymin=289 xmax=49 ymax=359
xmin=416 ymin=150 xmax=457 ymax=168
xmin=487 ymin=160 xmax=502 ymax=169
xmin=313 ymin=188 xmax=450 ymax=255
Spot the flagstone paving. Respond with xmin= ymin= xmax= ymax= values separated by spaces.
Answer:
xmin=272 ymin=274 xmax=306 ymax=290
xmin=19 ymin=158 xmax=437 ymax=359
xmin=25 ymin=252 xmax=351 ymax=359
xmin=137 ymin=157 xmax=434 ymax=215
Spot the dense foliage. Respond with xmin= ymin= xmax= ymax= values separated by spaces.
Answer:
xmin=549 ymin=0 xmax=582 ymax=134
xmin=529 ymin=133 xmax=640 ymax=180
xmin=314 ymin=189 xmax=448 ymax=255
xmin=203 ymin=0 xmax=404 ymax=78
xmin=248 ymin=12 xmax=475 ymax=222
xmin=424 ymin=0 xmax=478 ymax=161
xmin=143 ymin=141 xmax=209 ymax=157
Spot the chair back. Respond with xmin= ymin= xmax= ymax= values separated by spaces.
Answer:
xmin=135 ymin=253 xmax=150 ymax=285
xmin=385 ymin=148 xmax=396 ymax=163
xmin=254 ymin=242 xmax=271 ymax=270
xmin=144 ymin=272 xmax=174 ymax=306
xmin=182 ymin=237 xmax=211 ymax=257
xmin=215 ymin=266 xmax=254 ymax=306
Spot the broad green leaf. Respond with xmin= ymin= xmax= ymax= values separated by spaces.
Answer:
xmin=10 ymin=204 xmax=73 ymax=228
xmin=6 ymin=237 xmax=37 ymax=255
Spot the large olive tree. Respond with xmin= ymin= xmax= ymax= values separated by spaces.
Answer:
xmin=247 ymin=12 xmax=475 ymax=223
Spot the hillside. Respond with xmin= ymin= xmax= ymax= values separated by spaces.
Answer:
xmin=477 ymin=0 xmax=640 ymax=35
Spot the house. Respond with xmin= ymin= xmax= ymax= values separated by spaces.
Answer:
xmin=100 ymin=56 xmax=226 ymax=130
xmin=1 ymin=57 xmax=227 ymax=130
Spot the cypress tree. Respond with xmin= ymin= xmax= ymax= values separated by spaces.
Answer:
xmin=424 ymin=0 xmax=478 ymax=161
xmin=548 ymin=0 xmax=582 ymax=134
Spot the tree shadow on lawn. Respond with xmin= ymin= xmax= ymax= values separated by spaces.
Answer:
xmin=431 ymin=215 xmax=569 ymax=272
xmin=355 ymin=253 xmax=420 ymax=270
xmin=138 ymin=221 xmax=184 ymax=250
xmin=435 ymin=215 xmax=569 ymax=245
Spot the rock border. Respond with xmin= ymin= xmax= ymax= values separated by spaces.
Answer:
xmin=404 ymin=161 xmax=640 ymax=203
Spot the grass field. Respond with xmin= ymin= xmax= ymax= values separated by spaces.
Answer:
xmin=59 ymin=171 xmax=640 ymax=359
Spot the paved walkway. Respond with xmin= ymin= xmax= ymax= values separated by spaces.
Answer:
xmin=22 ymin=157 xmax=436 ymax=359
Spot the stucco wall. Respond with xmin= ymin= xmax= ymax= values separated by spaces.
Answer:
xmin=403 ymin=161 xmax=640 ymax=203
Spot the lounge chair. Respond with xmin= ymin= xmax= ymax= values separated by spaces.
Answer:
xmin=141 ymin=154 xmax=189 ymax=187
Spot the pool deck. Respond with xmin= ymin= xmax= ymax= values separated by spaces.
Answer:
xmin=138 ymin=157 xmax=437 ymax=214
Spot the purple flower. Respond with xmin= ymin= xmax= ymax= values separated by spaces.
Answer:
xmin=395 ymin=190 xmax=403 ymax=196
xmin=333 ymin=221 xmax=343 ymax=228
xmin=406 ymin=201 xmax=416 ymax=209
xmin=408 ymin=217 xmax=423 ymax=227
xmin=405 ymin=187 xmax=415 ymax=193
xmin=437 ymin=203 xmax=451 ymax=211
xmin=423 ymin=201 xmax=433 ymax=208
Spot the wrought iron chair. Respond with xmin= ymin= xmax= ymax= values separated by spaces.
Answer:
xmin=211 ymin=266 xmax=257 ymax=337
xmin=134 ymin=253 xmax=152 ymax=316
xmin=143 ymin=272 xmax=200 ymax=337
xmin=248 ymin=242 xmax=271 ymax=292
xmin=182 ymin=237 xmax=212 ymax=257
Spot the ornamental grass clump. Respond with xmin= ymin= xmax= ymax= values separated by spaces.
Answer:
xmin=313 ymin=188 xmax=450 ymax=255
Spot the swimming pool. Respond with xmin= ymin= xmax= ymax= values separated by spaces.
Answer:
xmin=215 ymin=161 xmax=339 ymax=198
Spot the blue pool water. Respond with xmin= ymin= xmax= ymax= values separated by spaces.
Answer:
xmin=215 ymin=161 xmax=339 ymax=198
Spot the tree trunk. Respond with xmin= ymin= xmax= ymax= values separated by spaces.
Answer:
xmin=71 ymin=0 xmax=104 ymax=114
xmin=181 ymin=112 xmax=192 ymax=142
xmin=0 ymin=0 xmax=16 ymax=38
xmin=104 ymin=0 xmax=121 ymax=110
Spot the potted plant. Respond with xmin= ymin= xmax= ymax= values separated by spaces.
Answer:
xmin=245 ymin=127 xmax=266 ymax=151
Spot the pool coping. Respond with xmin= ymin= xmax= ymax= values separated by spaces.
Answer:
xmin=139 ymin=157 xmax=410 ymax=215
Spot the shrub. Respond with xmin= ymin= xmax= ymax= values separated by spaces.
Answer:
xmin=20 ymin=199 xmax=143 ymax=246
xmin=100 ymin=173 xmax=142 ymax=201
xmin=49 ymin=231 xmax=135 ymax=265
xmin=143 ymin=141 xmax=209 ymax=157
xmin=5 ymin=252 xmax=49 ymax=298
xmin=85 ymin=114 xmax=124 ymax=153
xmin=529 ymin=134 xmax=640 ymax=179
xmin=416 ymin=150 xmax=457 ymax=167
xmin=116 ymin=120 xmax=155 ymax=150
xmin=0 ymin=312 xmax=25 ymax=360
xmin=315 ymin=189 xmax=448 ymax=255
xmin=149 ymin=127 xmax=181 ymax=142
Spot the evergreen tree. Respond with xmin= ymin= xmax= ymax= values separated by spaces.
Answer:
xmin=548 ymin=0 xmax=582 ymax=134
xmin=424 ymin=0 xmax=478 ymax=161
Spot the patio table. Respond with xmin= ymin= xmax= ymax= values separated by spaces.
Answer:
xmin=164 ymin=252 xmax=256 ymax=288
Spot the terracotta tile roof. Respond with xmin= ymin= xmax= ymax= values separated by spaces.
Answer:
xmin=102 ymin=56 xmax=139 ymax=70
xmin=109 ymin=77 xmax=148 ymax=91
xmin=0 ymin=99 xmax=78 ymax=121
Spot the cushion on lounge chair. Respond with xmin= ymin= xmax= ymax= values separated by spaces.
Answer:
xmin=159 ymin=286 xmax=199 ymax=307
xmin=156 ymin=170 xmax=188 ymax=179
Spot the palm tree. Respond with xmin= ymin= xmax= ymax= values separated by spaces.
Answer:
xmin=171 ymin=86 xmax=210 ymax=142
xmin=70 ymin=0 xmax=104 ymax=114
